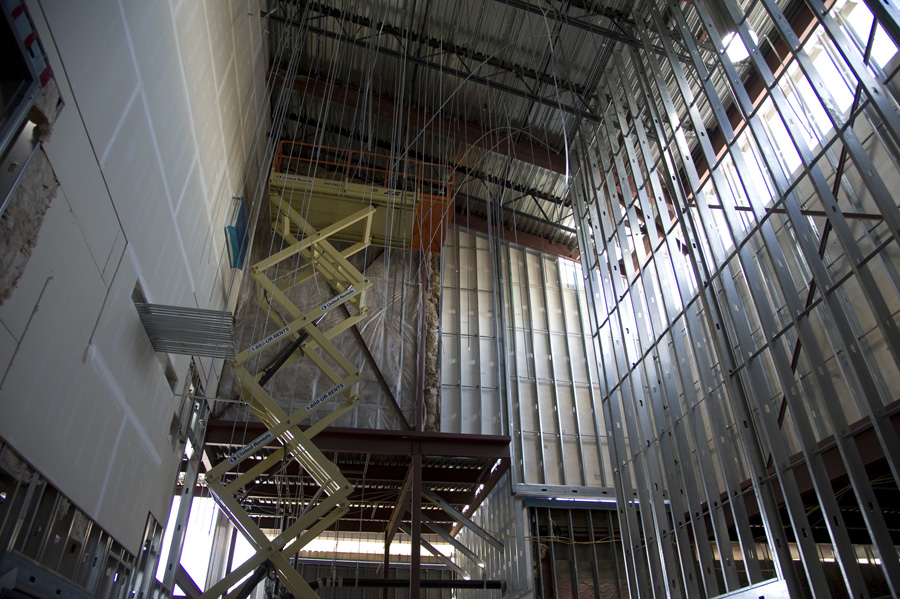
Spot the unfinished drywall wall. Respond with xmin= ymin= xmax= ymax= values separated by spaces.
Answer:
xmin=456 ymin=472 xmax=533 ymax=599
xmin=0 ymin=0 xmax=268 ymax=555
xmin=439 ymin=226 xmax=610 ymax=491
xmin=501 ymin=246 xmax=610 ymax=493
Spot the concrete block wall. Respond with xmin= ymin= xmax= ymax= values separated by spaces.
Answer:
xmin=0 ymin=0 xmax=267 ymax=554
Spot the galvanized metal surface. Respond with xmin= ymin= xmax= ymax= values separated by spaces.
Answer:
xmin=135 ymin=303 xmax=237 ymax=359
xmin=571 ymin=0 xmax=900 ymax=596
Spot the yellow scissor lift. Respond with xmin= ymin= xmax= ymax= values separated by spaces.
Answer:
xmin=201 ymin=143 xmax=453 ymax=598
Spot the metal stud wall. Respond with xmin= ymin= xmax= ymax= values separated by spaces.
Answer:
xmin=572 ymin=0 xmax=900 ymax=597
xmin=440 ymin=227 xmax=613 ymax=494
xmin=500 ymin=245 xmax=612 ymax=495
xmin=441 ymin=228 xmax=506 ymax=435
xmin=456 ymin=472 xmax=534 ymax=599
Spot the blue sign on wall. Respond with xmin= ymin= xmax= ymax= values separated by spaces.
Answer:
xmin=225 ymin=197 xmax=249 ymax=269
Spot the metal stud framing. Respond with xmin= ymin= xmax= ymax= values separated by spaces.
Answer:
xmin=500 ymin=238 xmax=612 ymax=494
xmin=440 ymin=228 xmax=504 ymax=434
xmin=573 ymin=0 xmax=900 ymax=596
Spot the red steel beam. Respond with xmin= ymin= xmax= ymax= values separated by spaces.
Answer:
xmin=410 ymin=452 xmax=422 ymax=599
xmin=281 ymin=70 xmax=568 ymax=175
xmin=385 ymin=465 xmax=415 ymax=545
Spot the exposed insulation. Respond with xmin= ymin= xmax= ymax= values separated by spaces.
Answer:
xmin=1 ymin=81 xmax=61 ymax=305
xmin=0 ymin=150 xmax=59 ymax=305
xmin=423 ymin=251 xmax=441 ymax=431
xmin=27 ymin=78 xmax=61 ymax=141
xmin=1 ymin=446 xmax=35 ymax=482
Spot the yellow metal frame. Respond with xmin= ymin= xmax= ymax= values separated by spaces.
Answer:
xmin=269 ymin=141 xmax=455 ymax=252
xmin=201 ymin=205 xmax=374 ymax=599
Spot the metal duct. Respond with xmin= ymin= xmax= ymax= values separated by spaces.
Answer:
xmin=134 ymin=303 xmax=237 ymax=359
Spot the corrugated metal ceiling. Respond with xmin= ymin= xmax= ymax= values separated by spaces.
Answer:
xmin=265 ymin=0 xmax=792 ymax=250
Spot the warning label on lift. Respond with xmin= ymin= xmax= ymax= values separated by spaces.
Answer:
xmin=320 ymin=287 xmax=355 ymax=312
xmin=227 ymin=431 xmax=274 ymax=466
xmin=306 ymin=382 xmax=345 ymax=412
xmin=250 ymin=326 xmax=291 ymax=353
xmin=272 ymin=173 xmax=314 ymax=185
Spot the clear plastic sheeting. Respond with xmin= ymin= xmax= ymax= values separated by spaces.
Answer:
xmin=217 ymin=241 xmax=420 ymax=435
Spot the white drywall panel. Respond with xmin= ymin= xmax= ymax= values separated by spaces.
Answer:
xmin=441 ymin=290 xmax=458 ymax=334
xmin=217 ymin=57 xmax=243 ymax=170
xmin=0 ymin=187 xmax=104 ymax=342
xmin=100 ymin=93 xmax=195 ymax=306
xmin=205 ymin=3 xmax=234 ymax=100
xmin=563 ymin=437 xmax=584 ymax=485
xmin=0 ymin=191 xmax=162 ymax=555
xmin=440 ymin=386 xmax=460 ymax=431
xmin=460 ymin=388 xmax=480 ymax=433
xmin=441 ymin=335 xmax=459 ymax=384
xmin=84 ymin=326 xmax=181 ymax=528
xmin=502 ymin=243 xmax=612 ymax=492
xmin=39 ymin=0 xmax=139 ymax=162
xmin=234 ymin=3 xmax=265 ymax=163
xmin=120 ymin=0 xmax=195 ymax=212
xmin=569 ymin=337 xmax=589 ymax=381
xmin=517 ymin=384 xmax=538 ymax=430
xmin=582 ymin=435 xmax=603 ymax=486
xmin=521 ymin=431 xmax=542 ymax=483
xmin=440 ymin=228 xmax=505 ymax=435
xmin=479 ymin=336 xmax=498 ymax=388
xmin=174 ymin=1 xmax=228 ymax=210
xmin=550 ymin=333 xmax=569 ymax=380
xmin=3 ymin=0 xmax=268 ymax=557
xmin=0 ymin=203 xmax=180 ymax=555
xmin=175 ymin=168 xmax=215 ymax=300
xmin=481 ymin=389 xmax=501 ymax=434
xmin=557 ymin=385 xmax=576 ymax=433
xmin=532 ymin=332 xmax=551 ymax=379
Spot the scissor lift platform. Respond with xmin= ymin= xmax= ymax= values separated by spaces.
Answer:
xmin=269 ymin=142 xmax=454 ymax=253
